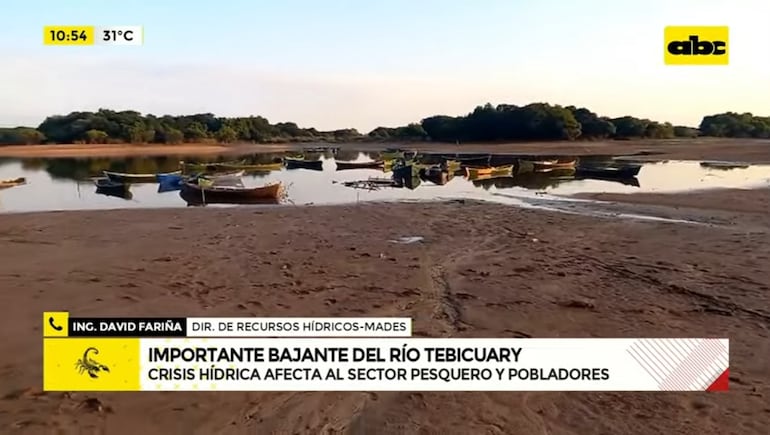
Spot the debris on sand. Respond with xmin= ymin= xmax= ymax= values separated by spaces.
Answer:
xmin=557 ymin=299 xmax=596 ymax=310
xmin=77 ymin=397 xmax=113 ymax=414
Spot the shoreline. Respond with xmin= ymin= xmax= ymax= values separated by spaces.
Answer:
xmin=0 ymin=201 xmax=768 ymax=433
xmin=1 ymin=138 xmax=770 ymax=162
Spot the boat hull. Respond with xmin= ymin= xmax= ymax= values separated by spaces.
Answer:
xmin=93 ymin=177 xmax=132 ymax=199
xmin=180 ymin=181 xmax=283 ymax=203
xmin=182 ymin=162 xmax=282 ymax=173
xmin=104 ymin=170 xmax=182 ymax=183
xmin=0 ymin=177 xmax=26 ymax=189
xmin=575 ymin=165 xmax=641 ymax=179
xmin=531 ymin=159 xmax=577 ymax=172
xmin=464 ymin=165 xmax=513 ymax=179
xmin=285 ymin=159 xmax=323 ymax=170
xmin=334 ymin=161 xmax=384 ymax=170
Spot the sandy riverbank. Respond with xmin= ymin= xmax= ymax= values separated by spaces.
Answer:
xmin=0 ymin=198 xmax=768 ymax=434
xmin=1 ymin=138 xmax=770 ymax=162
xmin=574 ymin=188 xmax=770 ymax=216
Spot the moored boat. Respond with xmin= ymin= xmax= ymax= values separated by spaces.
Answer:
xmin=0 ymin=177 xmax=26 ymax=189
xmin=156 ymin=173 xmax=185 ymax=192
xmin=334 ymin=160 xmax=384 ymax=170
xmin=180 ymin=161 xmax=282 ymax=174
xmin=198 ymin=172 xmax=245 ymax=187
xmin=380 ymin=148 xmax=405 ymax=160
xmin=93 ymin=177 xmax=123 ymax=188
xmin=216 ymin=169 xmax=245 ymax=177
xmin=530 ymin=158 xmax=577 ymax=172
xmin=239 ymin=162 xmax=284 ymax=172
xmin=575 ymin=164 xmax=641 ymax=179
xmin=699 ymin=161 xmax=751 ymax=170
xmin=441 ymin=155 xmax=491 ymax=167
xmin=443 ymin=159 xmax=462 ymax=171
xmin=93 ymin=177 xmax=133 ymax=199
xmin=490 ymin=164 xmax=514 ymax=177
xmin=104 ymin=170 xmax=182 ymax=183
xmin=420 ymin=165 xmax=453 ymax=185
xmin=180 ymin=179 xmax=284 ymax=202
xmin=464 ymin=165 xmax=513 ymax=179
xmin=284 ymin=158 xmax=323 ymax=170
xmin=303 ymin=146 xmax=337 ymax=153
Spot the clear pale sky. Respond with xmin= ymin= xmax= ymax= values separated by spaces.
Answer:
xmin=2 ymin=0 xmax=769 ymax=132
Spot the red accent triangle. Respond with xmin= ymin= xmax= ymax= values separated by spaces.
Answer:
xmin=706 ymin=368 xmax=729 ymax=391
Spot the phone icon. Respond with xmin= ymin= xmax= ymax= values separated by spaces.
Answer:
xmin=49 ymin=316 xmax=63 ymax=331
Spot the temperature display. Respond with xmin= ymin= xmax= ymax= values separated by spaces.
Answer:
xmin=97 ymin=26 xmax=143 ymax=45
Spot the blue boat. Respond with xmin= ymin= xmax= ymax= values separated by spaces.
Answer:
xmin=157 ymin=173 xmax=185 ymax=192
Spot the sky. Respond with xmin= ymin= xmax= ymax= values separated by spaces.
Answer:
xmin=2 ymin=0 xmax=769 ymax=132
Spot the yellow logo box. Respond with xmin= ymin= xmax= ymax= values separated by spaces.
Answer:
xmin=43 ymin=338 xmax=140 ymax=391
xmin=664 ymin=26 xmax=729 ymax=65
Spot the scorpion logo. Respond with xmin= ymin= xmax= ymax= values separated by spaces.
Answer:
xmin=75 ymin=347 xmax=110 ymax=379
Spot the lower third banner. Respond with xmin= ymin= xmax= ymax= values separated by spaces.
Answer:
xmin=43 ymin=338 xmax=729 ymax=392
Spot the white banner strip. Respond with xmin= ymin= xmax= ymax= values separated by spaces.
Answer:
xmin=186 ymin=317 xmax=412 ymax=337
xmin=139 ymin=338 xmax=729 ymax=391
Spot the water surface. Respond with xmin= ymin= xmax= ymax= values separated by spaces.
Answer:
xmin=1 ymin=152 xmax=768 ymax=214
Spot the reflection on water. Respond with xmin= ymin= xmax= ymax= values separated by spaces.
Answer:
xmin=0 ymin=151 xmax=769 ymax=213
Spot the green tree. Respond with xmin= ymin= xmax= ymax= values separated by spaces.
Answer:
xmin=0 ymin=127 xmax=46 ymax=145
xmin=216 ymin=126 xmax=238 ymax=143
xmin=673 ymin=126 xmax=699 ymax=138
xmin=159 ymin=128 xmax=184 ymax=144
xmin=183 ymin=122 xmax=209 ymax=141
xmin=84 ymin=129 xmax=109 ymax=144
xmin=611 ymin=116 xmax=648 ymax=138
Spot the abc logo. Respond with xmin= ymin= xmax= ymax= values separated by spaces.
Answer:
xmin=668 ymin=36 xmax=726 ymax=55
xmin=664 ymin=26 xmax=729 ymax=65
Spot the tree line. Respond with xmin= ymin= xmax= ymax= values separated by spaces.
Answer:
xmin=1 ymin=104 xmax=768 ymax=146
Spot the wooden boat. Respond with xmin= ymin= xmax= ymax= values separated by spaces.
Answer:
xmin=284 ymin=158 xmax=323 ymax=170
xmin=181 ymin=161 xmax=282 ymax=173
xmin=201 ymin=170 xmax=245 ymax=179
xmin=699 ymin=161 xmax=751 ymax=170
xmin=391 ymin=161 xmax=424 ymax=190
xmin=380 ymin=149 xmax=405 ymax=160
xmin=384 ymin=158 xmax=426 ymax=173
xmin=184 ymin=159 xmax=246 ymax=167
xmin=530 ymin=158 xmax=577 ymax=172
xmin=443 ymin=159 xmax=462 ymax=171
xmin=472 ymin=172 xmax=574 ymax=190
xmin=93 ymin=177 xmax=132 ymax=199
xmin=0 ymin=177 xmax=26 ymax=189
xmin=238 ymin=162 xmax=284 ymax=172
xmin=465 ymin=167 xmax=493 ymax=178
xmin=156 ymin=173 xmax=185 ymax=192
xmin=104 ymin=170 xmax=182 ymax=183
xmin=420 ymin=165 xmax=453 ymax=185
xmin=180 ymin=180 xmax=283 ymax=202
xmin=390 ymin=164 xmax=421 ymax=189
xmin=397 ymin=175 xmax=421 ymax=190
xmin=199 ymin=173 xmax=244 ymax=187
xmin=334 ymin=160 xmax=384 ymax=170
xmin=575 ymin=164 xmax=641 ymax=179
xmin=303 ymin=146 xmax=337 ymax=153
xmin=464 ymin=165 xmax=513 ymax=179
xmin=341 ymin=178 xmax=399 ymax=190
xmin=574 ymin=175 xmax=641 ymax=187
xmin=490 ymin=165 xmax=514 ymax=177
xmin=156 ymin=172 xmax=185 ymax=183
xmin=441 ymin=155 xmax=491 ymax=167
xmin=180 ymin=190 xmax=279 ymax=206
